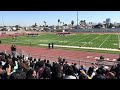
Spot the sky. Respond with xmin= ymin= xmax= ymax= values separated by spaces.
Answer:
xmin=0 ymin=11 xmax=120 ymax=26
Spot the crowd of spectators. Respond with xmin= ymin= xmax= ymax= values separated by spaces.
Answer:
xmin=0 ymin=46 xmax=120 ymax=79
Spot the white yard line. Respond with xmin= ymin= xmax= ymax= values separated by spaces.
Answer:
xmin=98 ymin=34 xmax=111 ymax=48
xmin=68 ymin=34 xmax=93 ymax=46
xmin=56 ymin=35 xmax=80 ymax=45
xmin=2 ymin=41 xmax=22 ymax=43
xmin=39 ymin=44 xmax=120 ymax=52
xmin=82 ymin=34 xmax=101 ymax=47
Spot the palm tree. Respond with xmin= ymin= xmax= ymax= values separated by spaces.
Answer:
xmin=84 ymin=20 xmax=86 ymax=25
xmin=15 ymin=25 xmax=19 ymax=33
xmin=71 ymin=20 xmax=74 ymax=29
xmin=44 ymin=21 xmax=47 ymax=30
xmin=35 ymin=23 xmax=37 ymax=27
xmin=15 ymin=25 xmax=19 ymax=30
xmin=60 ymin=22 xmax=62 ymax=26
xmin=63 ymin=22 xmax=64 ymax=25
xmin=43 ymin=21 xmax=46 ymax=30
xmin=59 ymin=22 xmax=62 ymax=29
xmin=58 ymin=19 xmax=60 ymax=29
xmin=80 ymin=20 xmax=85 ymax=28
xmin=44 ymin=21 xmax=46 ymax=26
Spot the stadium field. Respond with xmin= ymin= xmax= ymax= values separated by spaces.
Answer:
xmin=1 ymin=33 xmax=120 ymax=53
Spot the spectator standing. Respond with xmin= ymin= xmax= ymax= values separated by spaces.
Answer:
xmin=100 ymin=56 xmax=104 ymax=60
xmin=43 ymin=67 xmax=51 ymax=79
xmin=58 ymin=56 xmax=62 ymax=64
xmin=13 ymin=45 xmax=16 ymax=51
xmin=79 ymin=65 xmax=87 ymax=73
xmin=11 ymin=45 xmax=14 ymax=57
xmin=12 ymin=45 xmax=17 ymax=58
xmin=63 ymin=66 xmax=77 ymax=79
xmin=11 ymin=45 xmax=14 ymax=51
xmin=72 ymin=63 xmax=79 ymax=75
xmin=45 ymin=60 xmax=51 ymax=68
xmin=79 ymin=70 xmax=92 ymax=79
xmin=26 ymin=69 xmax=37 ymax=79
xmin=0 ymin=61 xmax=6 ymax=79
xmin=51 ymin=43 xmax=54 ymax=49
xmin=48 ymin=43 xmax=50 ymax=49
xmin=92 ymin=67 xmax=106 ymax=79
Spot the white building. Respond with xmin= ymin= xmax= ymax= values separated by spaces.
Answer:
xmin=6 ymin=27 xmax=12 ymax=31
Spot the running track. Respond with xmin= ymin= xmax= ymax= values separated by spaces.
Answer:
xmin=0 ymin=44 xmax=119 ymax=66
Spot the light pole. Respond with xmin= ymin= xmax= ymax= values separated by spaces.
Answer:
xmin=77 ymin=11 xmax=78 ymax=29
xmin=2 ymin=16 xmax=4 ymax=26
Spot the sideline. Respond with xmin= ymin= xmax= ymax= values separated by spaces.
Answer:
xmin=39 ymin=44 xmax=120 ymax=52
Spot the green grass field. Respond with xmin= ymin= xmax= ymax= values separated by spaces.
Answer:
xmin=1 ymin=33 xmax=120 ymax=54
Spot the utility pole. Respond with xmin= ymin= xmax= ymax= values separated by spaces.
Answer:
xmin=77 ymin=11 xmax=78 ymax=29
xmin=2 ymin=16 xmax=4 ymax=26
